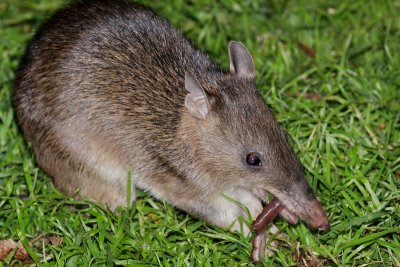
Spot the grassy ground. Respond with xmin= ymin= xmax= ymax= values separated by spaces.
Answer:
xmin=1 ymin=0 xmax=399 ymax=266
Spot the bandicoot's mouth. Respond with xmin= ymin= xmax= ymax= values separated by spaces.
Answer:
xmin=250 ymin=188 xmax=330 ymax=262
xmin=253 ymin=187 xmax=329 ymax=231
xmin=279 ymin=207 xmax=299 ymax=224
xmin=253 ymin=187 xmax=298 ymax=222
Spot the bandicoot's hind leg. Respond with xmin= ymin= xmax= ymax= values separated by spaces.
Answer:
xmin=33 ymin=136 xmax=136 ymax=210
xmin=53 ymin=166 xmax=135 ymax=210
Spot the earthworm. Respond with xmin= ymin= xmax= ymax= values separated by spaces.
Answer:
xmin=251 ymin=197 xmax=284 ymax=261
xmin=252 ymin=197 xmax=284 ymax=233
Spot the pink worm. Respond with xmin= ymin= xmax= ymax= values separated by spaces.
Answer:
xmin=251 ymin=197 xmax=284 ymax=261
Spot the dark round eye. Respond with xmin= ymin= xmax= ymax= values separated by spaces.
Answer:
xmin=246 ymin=152 xmax=262 ymax=167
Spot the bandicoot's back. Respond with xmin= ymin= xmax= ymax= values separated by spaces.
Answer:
xmin=13 ymin=0 xmax=220 ymax=209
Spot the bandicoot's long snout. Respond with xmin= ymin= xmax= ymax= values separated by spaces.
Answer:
xmin=277 ymin=197 xmax=329 ymax=231
xmin=275 ymin=186 xmax=330 ymax=231
xmin=279 ymin=198 xmax=330 ymax=231
xmin=280 ymin=199 xmax=330 ymax=231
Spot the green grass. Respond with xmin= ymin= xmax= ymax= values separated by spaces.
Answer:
xmin=1 ymin=0 xmax=399 ymax=266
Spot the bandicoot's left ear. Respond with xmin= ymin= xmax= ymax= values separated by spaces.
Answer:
xmin=184 ymin=71 xmax=210 ymax=119
xmin=228 ymin=41 xmax=255 ymax=79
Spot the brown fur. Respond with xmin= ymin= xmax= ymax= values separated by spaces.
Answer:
xmin=13 ymin=0 xmax=329 ymax=233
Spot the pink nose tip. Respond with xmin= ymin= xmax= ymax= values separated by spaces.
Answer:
xmin=308 ymin=200 xmax=330 ymax=231
xmin=316 ymin=219 xmax=330 ymax=231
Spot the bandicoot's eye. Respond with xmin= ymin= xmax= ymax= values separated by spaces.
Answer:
xmin=246 ymin=152 xmax=262 ymax=167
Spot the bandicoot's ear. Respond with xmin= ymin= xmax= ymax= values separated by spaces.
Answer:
xmin=228 ymin=41 xmax=255 ymax=79
xmin=184 ymin=71 xmax=210 ymax=119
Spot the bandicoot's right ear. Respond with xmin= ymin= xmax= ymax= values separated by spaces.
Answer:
xmin=184 ymin=71 xmax=211 ymax=119
xmin=228 ymin=41 xmax=255 ymax=79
